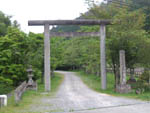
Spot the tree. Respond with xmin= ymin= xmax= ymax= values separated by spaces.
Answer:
xmin=108 ymin=8 xmax=147 ymax=86
xmin=129 ymin=0 xmax=150 ymax=32
xmin=80 ymin=2 xmax=147 ymax=87
xmin=0 ymin=11 xmax=11 ymax=36
xmin=12 ymin=20 xmax=20 ymax=28
xmin=0 ymin=27 xmax=44 ymax=92
xmin=0 ymin=27 xmax=28 ymax=87
xmin=27 ymin=32 xmax=44 ymax=82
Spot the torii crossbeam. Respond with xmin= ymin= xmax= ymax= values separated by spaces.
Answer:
xmin=28 ymin=19 xmax=111 ymax=92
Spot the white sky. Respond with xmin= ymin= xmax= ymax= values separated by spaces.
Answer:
xmin=0 ymin=0 xmax=103 ymax=33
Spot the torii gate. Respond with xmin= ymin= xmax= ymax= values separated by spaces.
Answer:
xmin=28 ymin=20 xmax=111 ymax=92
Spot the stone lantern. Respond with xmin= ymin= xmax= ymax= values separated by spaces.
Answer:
xmin=27 ymin=65 xmax=34 ymax=86
xmin=26 ymin=65 xmax=37 ymax=91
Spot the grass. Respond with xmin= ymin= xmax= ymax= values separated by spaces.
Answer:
xmin=76 ymin=71 xmax=150 ymax=101
xmin=0 ymin=72 xmax=64 ymax=113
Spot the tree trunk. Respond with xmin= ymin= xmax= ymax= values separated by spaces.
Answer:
xmin=41 ymin=62 xmax=44 ymax=84
xmin=112 ymin=64 xmax=120 ymax=88
xmin=51 ymin=70 xmax=55 ymax=78
xmin=149 ymin=71 xmax=150 ymax=85
xmin=41 ymin=71 xmax=44 ymax=84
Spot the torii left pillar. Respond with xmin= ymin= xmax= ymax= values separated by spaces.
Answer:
xmin=44 ymin=24 xmax=51 ymax=92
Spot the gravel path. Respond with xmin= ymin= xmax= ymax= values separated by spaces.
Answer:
xmin=29 ymin=71 xmax=149 ymax=113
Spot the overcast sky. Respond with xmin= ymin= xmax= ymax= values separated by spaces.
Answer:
xmin=0 ymin=0 xmax=103 ymax=33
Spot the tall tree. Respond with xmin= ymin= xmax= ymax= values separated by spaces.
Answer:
xmin=81 ymin=2 xmax=147 ymax=87
xmin=0 ymin=11 xmax=11 ymax=36
xmin=129 ymin=0 xmax=150 ymax=32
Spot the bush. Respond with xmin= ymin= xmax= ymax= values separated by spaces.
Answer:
xmin=136 ymin=71 xmax=150 ymax=92
xmin=0 ymin=76 xmax=14 ymax=94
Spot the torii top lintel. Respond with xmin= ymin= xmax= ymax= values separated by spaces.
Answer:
xmin=28 ymin=19 xmax=111 ymax=26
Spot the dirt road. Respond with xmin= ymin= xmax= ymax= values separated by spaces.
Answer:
xmin=29 ymin=71 xmax=150 ymax=113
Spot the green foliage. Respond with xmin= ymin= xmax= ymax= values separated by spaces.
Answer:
xmin=53 ymin=36 xmax=100 ymax=75
xmin=136 ymin=71 xmax=150 ymax=92
xmin=109 ymin=8 xmax=147 ymax=68
xmin=71 ymin=3 xmax=149 ymax=87
xmin=51 ymin=37 xmax=65 ymax=71
xmin=129 ymin=0 xmax=150 ymax=32
xmin=137 ymin=39 xmax=150 ymax=67
xmin=0 ymin=27 xmax=44 ymax=94
xmin=0 ymin=76 xmax=13 ymax=94
xmin=50 ymin=2 xmax=150 ymax=81
xmin=0 ymin=11 xmax=11 ymax=36
xmin=27 ymin=32 xmax=44 ymax=80
xmin=0 ymin=27 xmax=28 ymax=87
xmin=51 ymin=25 xmax=80 ymax=32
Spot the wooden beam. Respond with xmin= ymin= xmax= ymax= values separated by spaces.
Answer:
xmin=50 ymin=32 xmax=100 ymax=37
xmin=28 ymin=19 xmax=111 ymax=26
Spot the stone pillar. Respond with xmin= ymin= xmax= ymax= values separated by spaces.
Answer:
xmin=100 ymin=24 xmax=107 ymax=90
xmin=44 ymin=24 xmax=51 ymax=92
xmin=116 ymin=50 xmax=131 ymax=93
xmin=120 ymin=50 xmax=126 ymax=85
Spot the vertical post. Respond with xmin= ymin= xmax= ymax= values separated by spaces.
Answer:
xmin=44 ymin=24 xmax=51 ymax=92
xmin=116 ymin=50 xmax=131 ymax=93
xmin=0 ymin=95 xmax=7 ymax=107
xmin=100 ymin=24 xmax=107 ymax=90
xmin=120 ymin=50 xmax=126 ymax=85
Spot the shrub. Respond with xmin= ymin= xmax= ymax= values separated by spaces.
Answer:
xmin=0 ymin=76 xmax=14 ymax=94
xmin=136 ymin=71 xmax=150 ymax=92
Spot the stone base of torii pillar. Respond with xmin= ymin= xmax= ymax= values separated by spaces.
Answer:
xmin=116 ymin=50 xmax=131 ymax=94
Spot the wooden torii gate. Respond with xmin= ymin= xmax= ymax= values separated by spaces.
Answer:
xmin=28 ymin=20 xmax=111 ymax=92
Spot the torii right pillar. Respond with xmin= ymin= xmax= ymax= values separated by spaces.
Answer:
xmin=44 ymin=24 xmax=51 ymax=92
xmin=100 ymin=24 xmax=107 ymax=90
